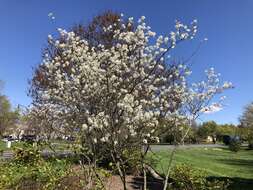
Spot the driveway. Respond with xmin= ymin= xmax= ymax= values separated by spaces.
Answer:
xmin=0 ymin=149 xmax=74 ymax=161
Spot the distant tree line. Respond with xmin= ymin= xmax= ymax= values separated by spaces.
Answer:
xmin=160 ymin=120 xmax=250 ymax=145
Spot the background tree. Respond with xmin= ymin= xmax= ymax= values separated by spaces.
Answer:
xmin=0 ymin=89 xmax=20 ymax=137
xmin=216 ymin=123 xmax=237 ymax=142
xmin=160 ymin=121 xmax=199 ymax=145
xmin=239 ymin=102 xmax=253 ymax=145
xmin=197 ymin=121 xmax=218 ymax=143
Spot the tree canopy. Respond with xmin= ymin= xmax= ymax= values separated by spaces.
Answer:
xmin=240 ymin=102 xmax=253 ymax=128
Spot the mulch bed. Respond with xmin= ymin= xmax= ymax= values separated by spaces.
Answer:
xmin=106 ymin=175 xmax=164 ymax=190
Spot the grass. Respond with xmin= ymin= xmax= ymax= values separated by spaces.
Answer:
xmin=148 ymin=147 xmax=253 ymax=190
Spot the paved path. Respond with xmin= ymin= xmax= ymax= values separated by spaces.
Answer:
xmin=0 ymin=150 xmax=74 ymax=161
xmin=149 ymin=143 xmax=226 ymax=152
xmin=1 ymin=151 xmax=13 ymax=160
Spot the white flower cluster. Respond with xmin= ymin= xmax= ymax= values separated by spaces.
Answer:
xmin=185 ymin=68 xmax=233 ymax=117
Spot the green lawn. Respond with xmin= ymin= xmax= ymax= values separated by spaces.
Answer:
xmin=148 ymin=147 xmax=253 ymax=190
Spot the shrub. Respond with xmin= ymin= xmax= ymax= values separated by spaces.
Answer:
xmin=228 ymin=139 xmax=241 ymax=152
xmin=169 ymin=164 xmax=229 ymax=190
xmin=248 ymin=140 xmax=253 ymax=150
xmin=0 ymin=158 xmax=73 ymax=190
xmin=13 ymin=143 xmax=41 ymax=164
xmin=122 ymin=148 xmax=142 ymax=175
xmin=0 ymin=144 xmax=73 ymax=190
xmin=93 ymin=168 xmax=112 ymax=190
xmin=222 ymin=135 xmax=231 ymax=145
xmin=0 ymin=144 xmax=113 ymax=190
xmin=101 ymin=147 xmax=142 ymax=175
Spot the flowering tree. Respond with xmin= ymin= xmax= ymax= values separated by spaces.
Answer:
xmin=240 ymin=102 xmax=253 ymax=128
xmin=30 ymin=12 xmax=232 ymax=189
xmin=24 ymin=104 xmax=68 ymax=140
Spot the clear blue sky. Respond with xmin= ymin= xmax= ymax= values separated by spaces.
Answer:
xmin=0 ymin=0 xmax=252 ymax=124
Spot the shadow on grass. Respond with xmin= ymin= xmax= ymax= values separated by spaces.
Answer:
xmin=213 ymin=158 xmax=253 ymax=190
xmin=217 ymin=158 xmax=253 ymax=174
xmin=207 ymin=176 xmax=253 ymax=190
xmin=129 ymin=176 xmax=253 ymax=190
xmin=129 ymin=176 xmax=164 ymax=190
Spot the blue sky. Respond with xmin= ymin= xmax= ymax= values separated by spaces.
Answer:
xmin=0 ymin=0 xmax=252 ymax=124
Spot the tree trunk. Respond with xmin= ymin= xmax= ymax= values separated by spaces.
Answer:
xmin=143 ymin=163 xmax=147 ymax=190
xmin=163 ymin=146 xmax=176 ymax=190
